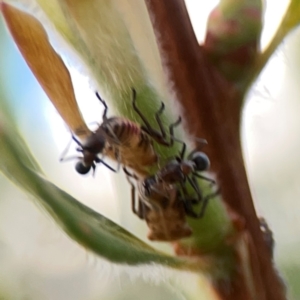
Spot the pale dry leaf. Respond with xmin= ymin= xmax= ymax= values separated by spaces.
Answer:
xmin=1 ymin=3 xmax=91 ymax=138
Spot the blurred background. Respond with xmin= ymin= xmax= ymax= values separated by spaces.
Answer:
xmin=1 ymin=0 xmax=299 ymax=299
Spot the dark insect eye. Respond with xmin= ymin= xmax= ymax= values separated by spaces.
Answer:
xmin=191 ymin=152 xmax=210 ymax=171
xmin=75 ymin=162 xmax=91 ymax=174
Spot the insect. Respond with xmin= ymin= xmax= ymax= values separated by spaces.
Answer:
xmin=62 ymin=89 xmax=181 ymax=176
xmin=153 ymin=139 xmax=215 ymax=206
xmin=125 ymin=168 xmax=219 ymax=241
xmin=125 ymin=169 xmax=192 ymax=241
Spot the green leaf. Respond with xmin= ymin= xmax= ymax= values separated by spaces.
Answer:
xmin=0 ymin=117 xmax=186 ymax=268
xmin=243 ymin=0 xmax=300 ymax=91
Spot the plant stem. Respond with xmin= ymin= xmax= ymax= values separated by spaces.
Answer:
xmin=144 ymin=0 xmax=286 ymax=299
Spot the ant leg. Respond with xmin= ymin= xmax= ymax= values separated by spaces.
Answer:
xmin=92 ymin=163 xmax=96 ymax=177
xmin=72 ymin=134 xmax=83 ymax=147
xmin=154 ymin=115 xmax=182 ymax=147
xmin=154 ymin=102 xmax=166 ymax=137
xmin=95 ymin=91 xmax=108 ymax=121
xmin=179 ymin=141 xmax=186 ymax=160
xmin=130 ymin=180 xmax=139 ymax=217
xmin=137 ymin=199 xmax=146 ymax=219
xmin=123 ymin=167 xmax=138 ymax=179
xmin=167 ymin=117 xmax=181 ymax=146
xmin=131 ymin=88 xmax=183 ymax=147
xmin=60 ymin=156 xmax=82 ymax=162
xmin=131 ymin=88 xmax=167 ymax=144
xmin=132 ymin=88 xmax=154 ymax=131
xmin=187 ymin=176 xmax=203 ymax=203
xmin=95 ymin=156 xmax=117 ymax=172
xmin=175 ymin=140 xmax=186 ymax=161
xmin=183 ymin=200 xmax=198 ymax=218
xmin=187 ymin=149 xmax=197 ymax=160
xmin=124 ymin=170 xmax=142 ymax=218
xmin=193 ymin=172 xmax=216 ymax=184
xmin=179 ymin=181 xmax=190 ymax=201
xmin=59 ymin=135 xmax=74 ymax=162
xmin=194 ymin=189 xmax=220 ymax=218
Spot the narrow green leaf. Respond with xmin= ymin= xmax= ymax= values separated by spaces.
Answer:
xmin=0 ymin=123 xmax=181 ymax=267
xmin=244 ymin=0 xmax=300 ymax=91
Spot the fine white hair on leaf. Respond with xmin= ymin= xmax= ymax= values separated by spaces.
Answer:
xmin=83 ymin=250 xmax=202 ymax=291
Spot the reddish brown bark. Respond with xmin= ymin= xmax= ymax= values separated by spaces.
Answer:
xmin=144 ymin=0 xmax=286 ymax=299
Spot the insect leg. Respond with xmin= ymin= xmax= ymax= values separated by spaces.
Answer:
xmin=194 ymin=189 xmax=220 ymax=218
xmin=179 ymin=180 xmax=190 ymax=200
xmin=137 ymin=198 xmax=146 ymax=219
xmin=167 ymin=117 xmax=182 ymax=146
xmin=91 ymin=162 xmax=96 ymax=177
xmin=95 ymin=156 xmax=117 ymax=172
xmin=131 ymin=88 xmax=166 ymax=144
xmin=123 ymin=167 xmax=138 ymax=179
xmin=60 ymin=156 xmax=83 ymax=162
xmin=193 ymin=172 xmax=216 ymax=184
xmin=175 ymin=141 xmax=186 ymax=161
xmin=95 ymin=91 xmax=108 ymax=121
xmin=132 ymin=88 xmax=154 ymax=130
xmin=187 ymin=175 xmax=203 ymax=203
xmin=71 ymin=134 xmax=83 ymax=147
xmin=154 ymin=112 xmax=182 ymax=146
xmin=183 ymin=199 xmax=198 ymax=218
xmin=59 ymin=135 xmax=75 ymax=162
xmin=124 ymin=168 xmax=142 ymax=218
xmin=154 ymin=102 xmax=167 ymax=138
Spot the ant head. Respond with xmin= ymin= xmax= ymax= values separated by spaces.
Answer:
xmin=190 ymin=152 xmax=210 ymax=171
xmin=75 ymin=161 xmax=91 ymax=174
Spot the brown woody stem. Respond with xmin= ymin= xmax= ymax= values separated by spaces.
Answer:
xmin=144 ymin=0 xmax=286 ymax=299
